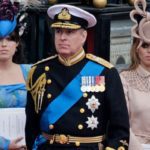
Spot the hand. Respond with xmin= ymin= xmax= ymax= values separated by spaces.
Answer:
xmin=8 ymin=137 xmax=25 ymax=150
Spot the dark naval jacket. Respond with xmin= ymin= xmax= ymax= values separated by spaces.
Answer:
xmin=25 ymin=53 xmax=129 ymax=150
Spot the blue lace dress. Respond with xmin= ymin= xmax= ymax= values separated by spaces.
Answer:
xmin=0 ymin=64 xmax=32 ymax=150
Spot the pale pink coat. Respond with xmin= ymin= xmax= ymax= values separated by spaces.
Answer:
xmin=120 ymin=65 xmax=150 ymax=150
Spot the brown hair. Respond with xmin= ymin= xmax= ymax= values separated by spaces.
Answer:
xmin=9 ymin=28 xmax=27 ymax=64
xmin=128 ymin=38 xmax=140 ymax=70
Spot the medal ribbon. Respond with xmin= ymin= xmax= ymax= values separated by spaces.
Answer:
xmin=40 ymin=61 xmax=104 ymax=131
xmin=33 ymin=61 xmax=104 ymax=149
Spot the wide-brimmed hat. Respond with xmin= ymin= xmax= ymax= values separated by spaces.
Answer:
xmin=130 ymin=0 xmax=150 ymax=49
xmin=47 ymin=4 xmax=97 ymax=29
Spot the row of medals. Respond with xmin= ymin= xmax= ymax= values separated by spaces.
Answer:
xmin=81 ymin=76 xmax=105 ymax=93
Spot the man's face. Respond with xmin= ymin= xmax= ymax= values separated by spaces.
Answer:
xmin=54 ymin=28 xmax=87 ymax=58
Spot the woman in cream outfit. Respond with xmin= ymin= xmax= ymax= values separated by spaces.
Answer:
xmin=120 ymin=0 xmax=150 ymax=149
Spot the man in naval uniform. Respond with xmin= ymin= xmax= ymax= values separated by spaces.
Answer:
xmin=25 ymin=4 xmax=130 ymax=150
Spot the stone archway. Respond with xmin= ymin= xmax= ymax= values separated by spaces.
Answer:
xmin=116 ymin=56 xmax=126 ymax=65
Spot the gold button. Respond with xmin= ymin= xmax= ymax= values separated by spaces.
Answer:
xmin=75 ymin=141 xmax=80 ymax=146
xmin=83 ymin=92 xmax=88 ymax=97
xmin=47 ymin=79 xmax=52 ymax=84
xmin=49 ymin=124 xmax=54 ymax=129
xmin=45 ymin=66 xmax=49 ymax=71
xmin=78 ymin=124 xmax=83 ymax=130
xmin=80 ymin=108 xmax=85 ymax=113
xmin=118 ymin=146 xmax=125 ymax=150
xmin=47 ymin=93 xmax=52 ymax=99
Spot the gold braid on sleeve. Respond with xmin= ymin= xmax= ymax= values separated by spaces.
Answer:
xmin=26 ymin=66 xmax=47 ymax=113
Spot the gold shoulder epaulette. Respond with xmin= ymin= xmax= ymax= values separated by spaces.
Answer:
xmin=86 ymin=53 xmax=113 ymax=69
xmin=33 ymin=55 xmax=58 ymax=66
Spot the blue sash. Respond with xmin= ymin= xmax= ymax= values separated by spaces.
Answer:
xmin=40 ymin=60 xmax=104 ymax=131
xmin=33 ymin=60 xmax=104 ymax=149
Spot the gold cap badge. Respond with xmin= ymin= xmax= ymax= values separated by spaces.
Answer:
xmin=58 ymin=8 xmax=71 ymax=20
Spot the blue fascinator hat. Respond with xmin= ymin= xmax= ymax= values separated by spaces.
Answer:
xmin=0 ymin=0 xmax=19 ymax=38
xmin=0 ymin=0 xmax=41 ymax=38
xmin=0 ymin=17 xmax=17 ymax=37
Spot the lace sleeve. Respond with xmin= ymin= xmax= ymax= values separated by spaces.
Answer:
xmin=120 ymin=71 xmax=130 ymax=115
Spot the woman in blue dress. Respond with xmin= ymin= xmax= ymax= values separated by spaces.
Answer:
xmin=0 ymin=0 xmax=33 ymax=149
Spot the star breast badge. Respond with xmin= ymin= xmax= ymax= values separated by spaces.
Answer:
xmin=86 ymin=95 xmax=100 ymax=113
xmin=86 ymin=115 xmax=99 ymax=130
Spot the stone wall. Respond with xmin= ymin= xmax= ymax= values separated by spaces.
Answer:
xmin=110 ymin=19 xmax=133 ymax=72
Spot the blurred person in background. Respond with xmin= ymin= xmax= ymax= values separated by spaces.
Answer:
xmin=0 ymin=0 xmax=40 ymax=149
xmin=120 ymin=0 xmax=150 ymax=149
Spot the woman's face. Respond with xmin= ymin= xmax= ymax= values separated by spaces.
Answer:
xmin=0 ymin=36 xmax=18 ymax=62
xmin=138 ymin=42 xmax=150 ymax=69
